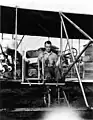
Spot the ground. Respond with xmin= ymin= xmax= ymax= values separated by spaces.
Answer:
xmin=0 ymin=81 xmax=93 ymax=120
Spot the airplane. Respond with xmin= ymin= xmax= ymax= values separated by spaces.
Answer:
xmin=0 ymin=5 xmax=93 ymax=112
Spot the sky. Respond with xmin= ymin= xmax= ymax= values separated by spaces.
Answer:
xmin=1 ymin=0 xmax=93 ymax=15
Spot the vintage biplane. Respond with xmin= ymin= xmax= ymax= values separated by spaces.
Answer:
xmin=0 ymin=5 xmax=93 ymax=113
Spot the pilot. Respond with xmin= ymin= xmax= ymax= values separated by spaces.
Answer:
xmin=38 ymin=40 xmax=61 ymax=81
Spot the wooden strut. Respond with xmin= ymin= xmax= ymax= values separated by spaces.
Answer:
xmin=14 ymin=6 xmax=18 ymax=80
xmin=59 ymin=12 xmax=91 ymax=109
xmin=0 ymin=107 xmax=93 ymax=112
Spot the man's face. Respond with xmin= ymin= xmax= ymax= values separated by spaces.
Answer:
xmin=45 ymin=43 xmax=51 ymax=53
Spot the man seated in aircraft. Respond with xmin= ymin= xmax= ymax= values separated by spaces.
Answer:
xmin=38 ymin=40 xmax=61 ymax=82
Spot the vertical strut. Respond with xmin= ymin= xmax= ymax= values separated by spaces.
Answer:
xmin=60 ymin=20 xmax=63 ymax=53
xmin=14 ymin=6 xmax=18 ymax=80
xmin=59 ymin=12 xmax=90 ymax=108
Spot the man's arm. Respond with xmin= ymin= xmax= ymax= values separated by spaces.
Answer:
xmin=38 ymin=52 xmax=43 ymax=62
xmin=38 ymin=52 xmax=44 ymax=69
xmin=53 ymin=53 xmax=58 ymax=62
xmin=38 ymin=53 xmax=44 ymax=78
xmin=54 ymin=53 xmax=60 ymax=67
xmin=56 ymin=56 xmax=60 ymax=66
